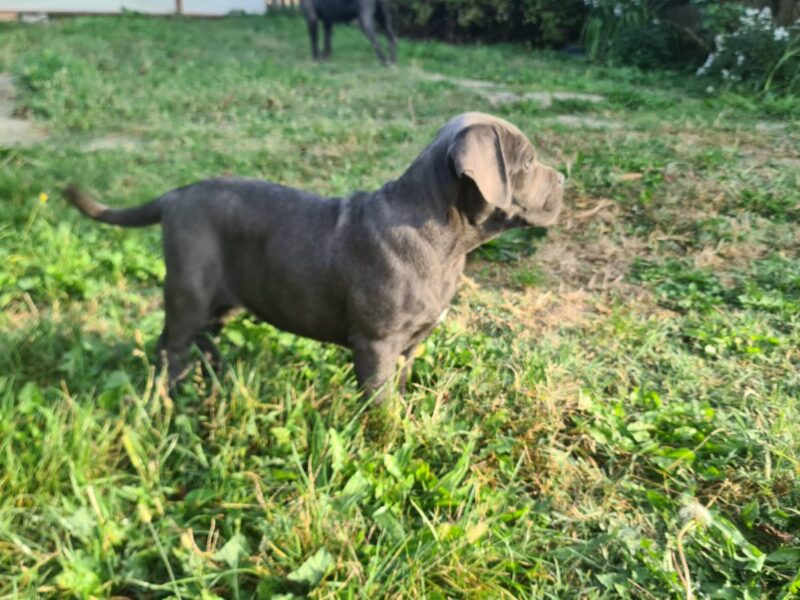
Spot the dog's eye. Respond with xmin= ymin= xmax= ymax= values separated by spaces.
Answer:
xmin=523 ymin=159 xmax=534 ymax=172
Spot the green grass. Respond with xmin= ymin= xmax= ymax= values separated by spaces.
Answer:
xmin=1 ymin=12 xmax=799 ymax=599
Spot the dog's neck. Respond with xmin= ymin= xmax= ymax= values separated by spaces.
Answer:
xmin=380 ymin=141 xmax=518 ymax=259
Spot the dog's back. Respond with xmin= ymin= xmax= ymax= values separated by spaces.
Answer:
xmin=306 ymin=0 xmax=359 ymax=22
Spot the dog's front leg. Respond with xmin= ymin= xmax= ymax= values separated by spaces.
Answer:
xmin=351 ymin=336 xmax=403 ymax=403
xmin=306 ymin=16 xmax=320 ymax=60
xmin=396 ymin=346 xmax=417 ymax=392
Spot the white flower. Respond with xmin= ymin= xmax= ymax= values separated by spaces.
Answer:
xmin=680 ymin=501 xmax=713 ymax=527
xmin=736 ymin=52 xmax=745 ymax=66
xmin=774 ymin=26 xmax=789 ymax=41
xmin=745 ymin=7 xmax=759 ymax=17
xmin=706 ymin=85 xmax=715 ymax=93
xmin=759 ymin=6 xmax=772 ymax=21
xmin=696 ymin=52 xmax=715 ymax=76
xmin=722 ymin=68 xmax=730 ymax=80
xmin=614 ymin=4 xmax=623 ymax=17
xmin=714 ymin=34 xmax=725 ymax=50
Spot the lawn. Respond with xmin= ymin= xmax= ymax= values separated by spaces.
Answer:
xmin=0 ymin=12 xmax=799 ymax=599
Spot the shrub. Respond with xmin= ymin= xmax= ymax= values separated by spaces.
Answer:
xmin=393 ymin=0 xmax=589 ymax=47
xmin=395 ymin=0 xmax=799 ymax=97
xmin=695 ymin=5 xmax=800 ymax=94
xmin=580 ymin=0 xmax=800 ymax=95
xmin=581 ymin=0 xmax=667 ymax=63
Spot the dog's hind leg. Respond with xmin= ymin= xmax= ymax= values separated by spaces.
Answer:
xmin=157 ymin=319 xmax=223 ymax=388
xmin=193 ymin=308 xmax=232 ymax=376
xmin=358 ymin=10 xmax=389 ymax=66
xmin=160 ymin=280 xmax=216 ymax=392
xmin=376 ymin=4 xmax=397 ymax=64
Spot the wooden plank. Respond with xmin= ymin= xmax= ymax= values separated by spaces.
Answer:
xmin=0 ymin=1 xmax=175 ymax=14
xmin=182 ymin=0 xmax=264 ymax=15
xmin=0 ymin=0 xmax=265 ymax=14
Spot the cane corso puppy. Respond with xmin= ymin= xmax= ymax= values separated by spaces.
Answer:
xmin=64 ymin=113 xmax=563 ymax=399
xmin=300 ymin=0 xmax=397 ymax=65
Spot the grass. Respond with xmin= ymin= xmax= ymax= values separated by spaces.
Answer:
xmin=0 ymin=11 xmax=799 ymax=599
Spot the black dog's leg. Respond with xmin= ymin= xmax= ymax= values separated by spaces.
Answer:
xmin=376 ymin=3 xmax=397 ymax=64
xmin=307 ymin=16 xmax=320 ymax=60
xmin=358 ymin=11 xmax=388 ymax=65
xmin=322 ymin=20 xmax=333 ymax=59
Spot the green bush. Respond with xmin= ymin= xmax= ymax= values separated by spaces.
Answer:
xmin=393 ymin=0 xmax=588 ymax=47
xmin=580 ymin=0 xmax=800 ymax=96
xmin=581 ymin=0 xmax=666 ymax=63
xmin=395 ymin=0 xmax=798 ymax=96
xmin=695 ymin=5 xmax=800 ymax=94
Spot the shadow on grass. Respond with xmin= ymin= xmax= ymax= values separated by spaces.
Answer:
xmin=0 ymin=310 xmax=148 ymax=394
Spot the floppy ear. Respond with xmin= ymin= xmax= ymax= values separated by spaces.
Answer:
xmin=448 ymin=123 xmax=511 ymax=223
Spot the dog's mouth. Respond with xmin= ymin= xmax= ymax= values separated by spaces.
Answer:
xmin=507 ymin=213 xmax=530 ymax=228
xmin=542 ymin=193 xmax=563 ymax=225
xmin=503 ymin=198 xmax=560 ymax=228
xmin=509 ymin=169 xmax=564 ymax=228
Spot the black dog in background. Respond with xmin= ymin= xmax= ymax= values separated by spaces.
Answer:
xmin=300 ymin=0 xmax=397 ymax=65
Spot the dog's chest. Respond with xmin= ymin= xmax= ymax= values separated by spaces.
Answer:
xmin=348 ymin=251 xmax=462 ymax=343
xmin=398 ymin=258 xmax=463 ymax=334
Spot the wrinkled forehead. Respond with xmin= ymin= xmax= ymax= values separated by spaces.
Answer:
xmin=437 ymin=112 xmax=531 ymax=154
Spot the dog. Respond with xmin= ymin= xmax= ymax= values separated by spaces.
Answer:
xmin=64 ymin=113 xmax=564 ymax=399
xmin=300 ymin=0 xmax=397 ymax=65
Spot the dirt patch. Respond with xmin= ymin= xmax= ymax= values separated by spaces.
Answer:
xmin=419 ymin=72 xmax=496 ymax=90
xmin=550 ymin=115 xmax=623 ymax=129
xmin=741 ymin=152 xmax=800 ymax=170
xmin=483 ymin=90 xmax=605 ymax=108
xmin=503 ymin=288 xmax=594 ymax=334
xmin=755 ymin=122 xmax=788 ymax=132
xmin=536 ymin=230 xmax=648 ymax=292
xmin=418 ymin=70 xmax=606 ymax=109
xmin=455 ymin=275 xmax=597 ymax=340
xmin=458 ymin=197 xmax=658 ymax=338
xmin=692 ymin=240 xmax=769 ymax=271
xmin=0 ymin=73 xmax=47 ymax=147
xmin=82 ymin=135 xmax=141 ymax=152
xmin=534 ymin=196 xmax=649 ymax=292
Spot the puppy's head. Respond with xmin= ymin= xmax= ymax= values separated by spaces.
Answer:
xmin=445 ymin=113 xmax=563 ymax=227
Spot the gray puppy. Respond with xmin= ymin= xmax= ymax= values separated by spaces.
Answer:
xmin=64 ymin=113 xmax=563 ymax=398
xmin=300 ymin=0 xmax=397 ymax=65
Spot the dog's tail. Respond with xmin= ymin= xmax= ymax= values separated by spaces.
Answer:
xmin=63 ymin=184 xmax=163 ymax=228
